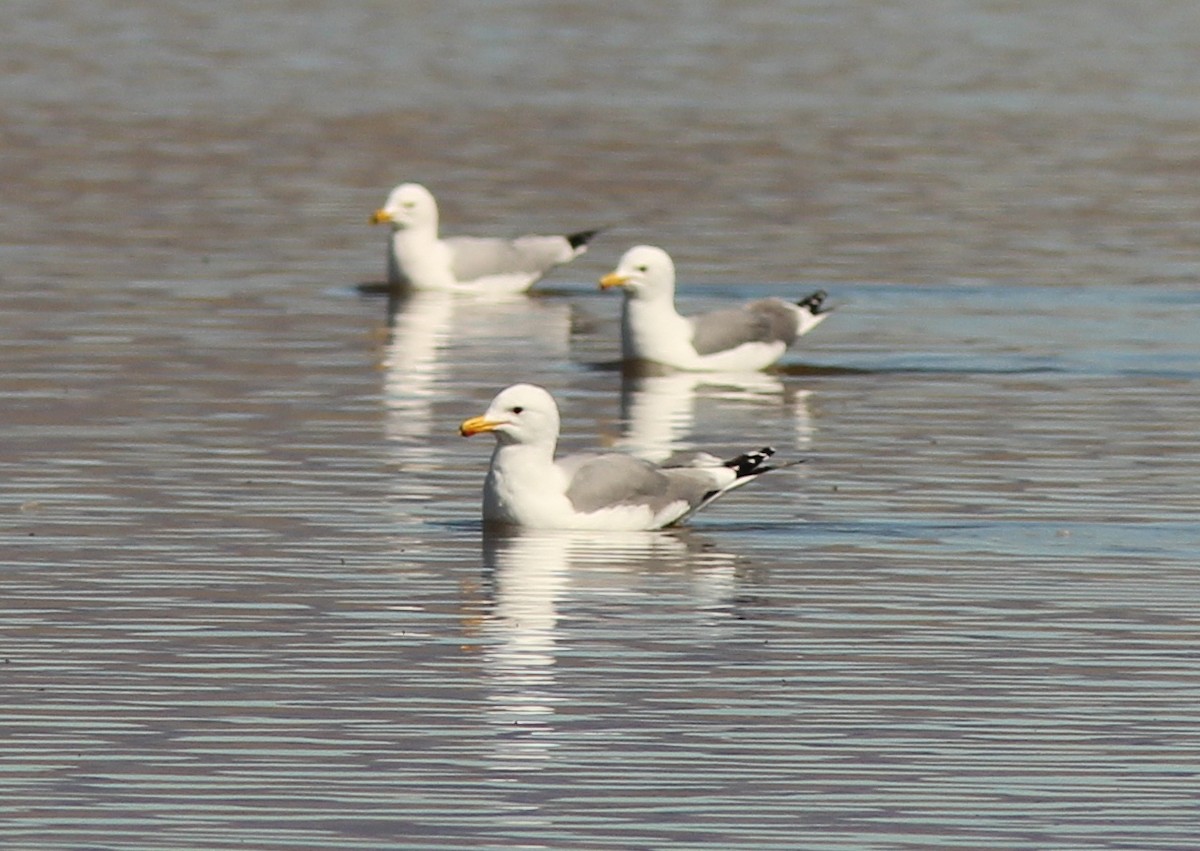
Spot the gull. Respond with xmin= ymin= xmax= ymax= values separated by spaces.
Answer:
xmin=599 ymin=245 xmax=832 ymax=371
xmin=370 ymin=183 xmax=599 ymax=294
xmin=460 ymin=383 xmax=798 ymax=531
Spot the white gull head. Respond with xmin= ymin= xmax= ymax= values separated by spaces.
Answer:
xmin=459 ymin=383 xmax=561 ymax=449
xmin=600 ymin=244 xmax=677 ymax=303
xmin=371 ymin=182 xmax=439 ymax=232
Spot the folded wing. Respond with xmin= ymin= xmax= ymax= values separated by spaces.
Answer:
xmin=446 ymin=235 xmax=578 ymax=283
xmin=561 ymin=452 xmax=717 ymax=517
xmin=689 ymin=299 xmax=800 ymax=356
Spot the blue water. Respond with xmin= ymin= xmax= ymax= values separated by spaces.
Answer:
xmin=3 ymin=2 xmax=1200 ymax=849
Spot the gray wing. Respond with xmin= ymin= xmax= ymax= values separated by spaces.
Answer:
xmin=560 ymin=452 xmax=714 ymax=515
xmin=689 ymin=299 xmax=799 ymax=356
xmin=445 ymin=235 xmax=574 ymax=282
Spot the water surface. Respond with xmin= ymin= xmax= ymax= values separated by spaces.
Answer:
xmin=2 ymin=2 xmax=1199 ymax=849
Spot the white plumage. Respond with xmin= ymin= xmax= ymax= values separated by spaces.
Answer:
xmin=371 ymin=183 xmax=598 ymax=294
xmin=600 ymin=245 xmax=832 ymax=371
xmin=460 ymin=383 xmax=795 ymax=531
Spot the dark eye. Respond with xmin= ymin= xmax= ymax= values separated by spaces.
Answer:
xmin=635 ymin=265 xmax=648 ymax=272
xmin=511 ymin=406 xmax=524 ymax=414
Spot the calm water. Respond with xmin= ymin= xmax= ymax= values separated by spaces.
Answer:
xmin=3 ymin=2 xmax=1199 ymax=849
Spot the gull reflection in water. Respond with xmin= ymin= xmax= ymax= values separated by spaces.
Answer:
xmin=479 ymin=528 xmax=737 ymax=769
xmin=617 ymin=365 xmax=815 ymax=463
xmin=380 ymin=292 xmax=456 ymax=442
xmin=380 ymin=292 xmax=572 ymax=444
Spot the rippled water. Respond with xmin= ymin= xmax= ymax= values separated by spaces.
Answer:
xmin=3 ymin=2 xmax=1199 ymax=849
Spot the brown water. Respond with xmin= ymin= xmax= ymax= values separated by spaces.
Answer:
xmin=3 ymin=2 xmax=1199 ymax=849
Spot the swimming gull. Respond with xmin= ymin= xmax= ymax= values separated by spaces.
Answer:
xmin=370 ymin=183 xmax=599 ymax=294
xmin=460 ymin=383 xmax=799 ymax=530
xmin=600 ymin=245 xmax=832 ymax=371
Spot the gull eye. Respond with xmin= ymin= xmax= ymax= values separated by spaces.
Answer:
xmin=511 ymin=406 xmax=524 ymax=414
xmin=635 ymin=265 xmax=648 ymax=272
xmin=402 ymin=201 xmax=416 ymax=209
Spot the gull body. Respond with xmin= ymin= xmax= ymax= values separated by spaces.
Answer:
xmin=460 ymin=384 xmax=795 ymax=531
xmin=371 ymin=183 xmax=597 ymax=295
xmin=600 ymin=245 xmax=831 ymax=371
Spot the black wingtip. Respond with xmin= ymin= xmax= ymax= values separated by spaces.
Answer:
xmin=796 ymin=289 xmax=831 ymax=314
xmin=723 ymin=446 xmax=776 ymax=477
xmin=567 ymin=229 xmax=601 ymax=250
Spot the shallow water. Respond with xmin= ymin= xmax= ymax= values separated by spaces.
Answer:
xmin=3 ymin=2 xmax=1199 ymax=849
